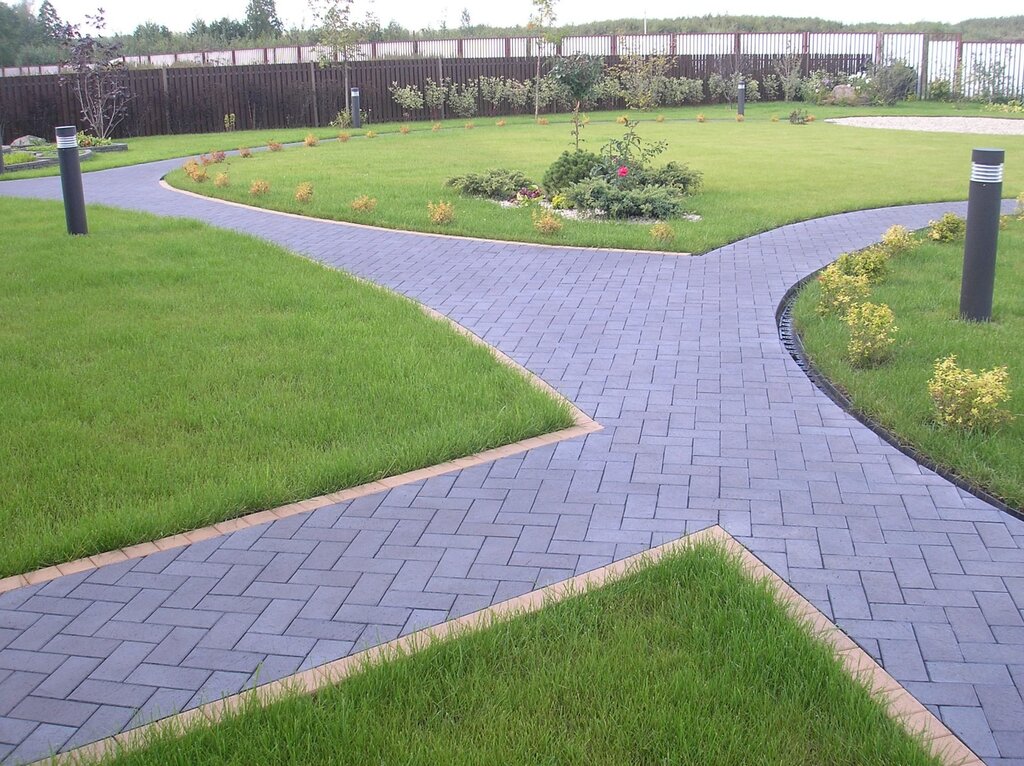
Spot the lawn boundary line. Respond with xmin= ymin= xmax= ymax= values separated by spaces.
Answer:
xmin=38 ymin=525 xmax=980 ymax=766
xmin=0 ymin=307 xmax=601 ymax=595
xmin=158 ymin=180 xmax=696 ymax=257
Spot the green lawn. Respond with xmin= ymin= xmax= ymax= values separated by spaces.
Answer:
xmin=154 ymin=101 xmax=1024 ymax=254
xmin=793 ymin=216 xmax=1024 ymax=511
xmin=0 ymin=198 xmax=572 ymax=577
xmin=92 ymin=542 xmax=938 ymax=766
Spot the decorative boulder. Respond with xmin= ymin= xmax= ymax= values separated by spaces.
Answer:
xmin=11 ymin=135 xmax=47 ymax=147
xmin=830 ymin=85 xmax=858 ymax=105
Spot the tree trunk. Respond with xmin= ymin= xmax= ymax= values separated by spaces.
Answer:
xmin=534 ymin=52 xmax=541 ymax=119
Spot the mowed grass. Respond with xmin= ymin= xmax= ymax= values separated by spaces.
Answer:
xmin=0 ymin=198 xmax=572 ymax=577
xmin=793 ymin=215 xmax=1024 ymax=510
xmin=93 ymin=542 xmax=938 ymax=766
xmin=162 ymin=102 xmax=1024 ymax=253
xmin=0 ymin=99 xmax=1008 ymax=181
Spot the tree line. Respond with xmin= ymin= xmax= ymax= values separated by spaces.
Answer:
xmin=2 ymin=0 xmax=1023 ymax=68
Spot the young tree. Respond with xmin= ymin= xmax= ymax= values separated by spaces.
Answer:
xmin=549 ymin=54 xmax=602 ymax=149
xmin=58 ymin=10 xmax=131 ymax=139
xmin=244 ymin=0 xmax=283 ymax=37
xmin=459 ymin=8 xmax=471 ymax=30
xmin=310 ymin=0 xmax=358 ymax=114
xmin=528 ymin=0 xmax=557 ymax=118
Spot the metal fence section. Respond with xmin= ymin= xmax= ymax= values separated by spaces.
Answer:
xmin=4 ymin=30 xmax=1020 ymax=100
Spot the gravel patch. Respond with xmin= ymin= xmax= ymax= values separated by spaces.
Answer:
xmin=825 ymin=116 xmax=1024 ymax=135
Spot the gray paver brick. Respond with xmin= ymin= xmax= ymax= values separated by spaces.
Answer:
xmin=1 ymin=168 xmax=1023 ymax=765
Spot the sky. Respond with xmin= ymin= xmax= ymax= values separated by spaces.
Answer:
xmin=36 ymin=0 xmax=1024 ymax=36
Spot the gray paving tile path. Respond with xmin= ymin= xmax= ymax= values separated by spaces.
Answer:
xmin=1 ymin=161 xmax=1023 ymax=765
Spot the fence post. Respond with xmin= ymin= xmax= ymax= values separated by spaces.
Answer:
xmin=610 ymin=34 xmax=618 ymax=57
xmin=309 ymin=61 xmax=319 ymax=126
xmin=160 ymin=66 xmax=171 ymax=134
xmin=875 ymin=32 xmax=884 ymax=67
xmin=919 ymin=35 xmax=930 ymax=98
xmin=801 ymin=32 xmax=810 ymax=76
xmin=954 ymin=34 xmax=964 ymax=98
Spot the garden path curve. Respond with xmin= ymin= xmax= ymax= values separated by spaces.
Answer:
xmin=0 ymin=163 xmax=1022 ymax=765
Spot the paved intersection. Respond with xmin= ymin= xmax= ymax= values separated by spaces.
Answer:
xmin=0 ymin=162 xmax=1022 ymax=764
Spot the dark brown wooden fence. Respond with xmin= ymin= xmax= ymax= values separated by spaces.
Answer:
xmin=0 ymin=53 xmax=872 ymax=142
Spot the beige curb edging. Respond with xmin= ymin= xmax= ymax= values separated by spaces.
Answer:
xmin=38 ymin=525 xmax=979 ymax=766
xmin=158 ymin=180 xmax=695 ymax=257
xmin=0 ymin=304 xmax=600 ymax=596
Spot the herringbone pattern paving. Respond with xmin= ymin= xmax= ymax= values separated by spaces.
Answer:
xmin=0 ymin=162 xmax=1021 ymax=764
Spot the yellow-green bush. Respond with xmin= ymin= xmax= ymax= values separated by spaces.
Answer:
xmin=927 ymin=213 xmax=965 ymax=242
xmin=249 ymin=179 xmax=270 ymax=196
xmin=295 ymin=182 xmax=314 ymax=203
xmin=214 ymin=172 xmax=229 ymax=188
xmin=843 ymin=302 xmax=897 ymax=367
xmin=833 ymin=246 xmax=889 ymax=283
xmin=880 ymin=225 xmax=917 ymax=256
xmin=816 ymin=264 xmax=871 ymax=317
xmin=928 ymin=355 xmax=1013 ymax=431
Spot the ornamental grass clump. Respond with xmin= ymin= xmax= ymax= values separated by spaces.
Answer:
xmin=238 ymin=146 xmax=252 ymax=158
xmin=833 ymin=246 xmax=889 ymax=283
xmin=267 ymin=140 xmax=283 ymax=152
xmin=649 ymin=222 xmax=676 ymax=244
xmin=365 ymin=130 xmax=377 ymax=139
xmin=496 ymin=119 xmax=506 ymax=127
xmin=214 ymin=172 xmax=229 ymax=188
xmin=927 ymin=213 xmax=966 ymax=242
xmin=183 ymin=159 xmax=207 ymax=183
xmin=843 ymin=302 xmax=898 ymax=368
xmin=880 ymin=225 xmax=917 ymax=256
xmin=928 ymin=355 xmax=1013 ymax=431
xmin=295 ymin=182 xmax=314 ymax=203
xmin=249 ymin=179 xmax=270 ymax=196
xmin=304 ymin=133 xmax=319 ymax=147
xmin=427 ymin=201 xmax=455 ymax=225
xmin=337 ymin=132 xmax=350 ymax=143
xmin=399 ymin=125 xmax=411 ymax=134
xmin=816 ymin=265 xmax=870 ymax=317
xmin=351 ymin=195 xmax=377 ymax=213
xmin=532 ymin=209 xmax=563 ymax=235
xmin=536 ymin=117 xmax=550 ymax=126
xmin=1016 ymin=192 xmax=1024 ymax=219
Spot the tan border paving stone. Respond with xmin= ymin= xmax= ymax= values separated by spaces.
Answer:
xmin=41 ymin=526 xmax=979 ymax=766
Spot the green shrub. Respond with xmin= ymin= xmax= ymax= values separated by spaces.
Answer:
xmin=446 ymin=169 xmax=536 ymax=200
xmin=4 ymin=151 xmax=38 ymax=165
xmin=789 ymin=109 xmax=810 ymax=125
xmin=633 ymin=161 xmax=703 ymax=196
xmin=928 ymin=79 xmax=953 ymax=101
xmin=868 ymin=62 xmax=919 ymax=105
xmin=543 ymin=150 xmax=600 ymax=195
xmin=928 ymin=355 xmax=1013 ymax=431
xmin=928 ymin=213 xmax=966 ymax=242
xmin=565 ymin=178 xmax=683 ymax=220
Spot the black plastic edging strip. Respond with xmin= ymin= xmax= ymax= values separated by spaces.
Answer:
xmin=776 ymin=271 xmax=1024 ymax=525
